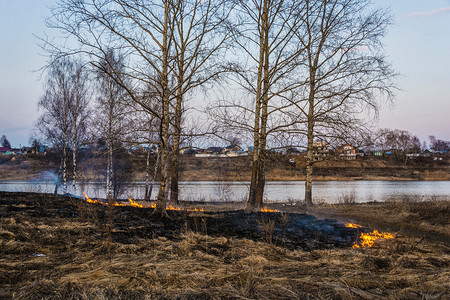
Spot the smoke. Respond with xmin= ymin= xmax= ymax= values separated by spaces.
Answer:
xmin=34 ymin=170 xmax=60 ymax=183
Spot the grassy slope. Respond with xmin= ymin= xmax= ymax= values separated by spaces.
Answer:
xmin=1 ymin=192 xmax=449 ymax=299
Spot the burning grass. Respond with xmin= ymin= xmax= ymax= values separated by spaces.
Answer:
xmin=307 ymin=199 xmax=450 ymax=242
xmin=1 ymin=192 xmax=449 ymax=299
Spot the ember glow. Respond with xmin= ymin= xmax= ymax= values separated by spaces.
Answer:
xmin=261 ymin=206 xmax=278 ymax=213
xmin=346 ymin=222 xmax=394 ymax=248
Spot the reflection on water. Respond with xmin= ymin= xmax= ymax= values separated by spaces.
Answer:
xmin=0 ymin=180 xmax=449 ymax=203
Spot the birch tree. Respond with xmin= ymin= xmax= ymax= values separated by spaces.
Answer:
xmin=291 ymin=0 xmax=395 ymax=205
xmin=37 ymin=58 xmax=90 ymax=194
xmin=95 ymin=50 xmax=130 ymax=200
xmin=168 ymin=0 xmax=233 ymax=204
xmin=46 ymin=0 xmax=177 ymax=215
xmin=69 ymin=62 xmax=90 ymax=192
xmin=210 ymin=0 xmax=306 ymax=210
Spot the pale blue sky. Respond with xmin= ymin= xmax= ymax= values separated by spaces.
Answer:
xmin=0 ymin=0 xmax=449 ymax=147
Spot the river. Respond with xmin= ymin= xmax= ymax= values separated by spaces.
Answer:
xmin=0 ymin=180 xmax=449 ymax=203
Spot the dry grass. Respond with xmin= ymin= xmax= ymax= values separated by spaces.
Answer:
xmin=1 ymin=192 xmax=449 ymax=299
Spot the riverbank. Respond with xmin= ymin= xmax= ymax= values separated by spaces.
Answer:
xmin=1 ymin=192 xmax=448 ymax=299
xmin=1 ymin=155 xmax=449 ymax=182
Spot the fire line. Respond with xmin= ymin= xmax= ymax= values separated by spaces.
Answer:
xmin=82 ymin=193 xmax=203 ymax=211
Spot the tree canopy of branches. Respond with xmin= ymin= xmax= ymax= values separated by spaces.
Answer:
xmin=42 ymin=0 xmax=396 ymax=209
xmin=46 ymin=0 xmax=233 ymax=214
xmin=289 ymin=0 xmax=396 ymax=205
xmin=209 ymin=0 xmax=307 ymax=210
xmin=429 ymin=136 xmax=449 ymax=152
xmin=376 ymin=129 xmax=420 ymax=162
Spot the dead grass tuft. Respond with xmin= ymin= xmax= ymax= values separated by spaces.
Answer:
xmin=361 ymin=255 xmax=392 ymax=271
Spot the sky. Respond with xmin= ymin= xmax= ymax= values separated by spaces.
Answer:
xmin=0 ymin=0 xmax=449 ymax=148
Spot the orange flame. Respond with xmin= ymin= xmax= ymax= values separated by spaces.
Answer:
xmin=261 ymin=206 xmax=278 ymax=213
xmin=166 ymin=204 xmax=182 ymax=211
xmin=187 ymin=207 xmax=204 ymax=212
xmin=150 ymin=202 xmax=204 ymax=212
xmin=83 ymin=193 xmax=128 ymax=206
xmin=128 ymin=198 xmax=144 ymax=208
xmin=83 ymin=192 xmax=103 ymax=205
xmin=346 ymin=222 xmax=394 ymax=248
xmin=346 ymin=222 xmax=361 ymax=228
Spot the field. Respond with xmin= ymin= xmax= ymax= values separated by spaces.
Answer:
xmin=0 ymin=192 xmax=449 ymax=299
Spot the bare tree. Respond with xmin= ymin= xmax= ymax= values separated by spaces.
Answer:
xmin=429 ymin=135 xmax=449 ymax=152
xmin=69 ymin=62 xmax=90 ymax=192
xmin=168 ymin=0 xmax=233 ymax=204
xmin=290 ymin=0 xmax=396 ymax=205
xmin=95 ymin=49 xmax=130 ymax=200
xmin=133 ymin=84 xmax=162 ymax=201
xmin=46 ymin=0 xmax=178 ymax=215
xmin=37 ymin=58 xmax=89 ymax=194
xmin=377 ymin=128 xmax=420 ymax=163
xmin=0 ymin=135 xmax=11 ymax=148
xmin=210 ymin=0 xmax=306 ymax=210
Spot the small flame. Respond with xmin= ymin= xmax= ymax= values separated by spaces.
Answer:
xmin=187 ymin=207 xmax=204 ymax=212
xmin=166 ymin=204 xmax=182 ymax=211
xmin=261 ymin=206 xmax=278 ymax=213
xmin=346 ymin=222 xmax=362 ymax=228
xmin=128 ymin=198 xmax=144 ymax=208
xmin=346 ymin=222 xmax=394 ymax=248
xmin=151 ymin=203 xmax=204 ymax=212
xmin=83 ymin=192 xmax=102 ymax=205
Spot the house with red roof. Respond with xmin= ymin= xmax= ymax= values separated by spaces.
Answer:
xmin=0 ymin=147 xmax=12 ymax=155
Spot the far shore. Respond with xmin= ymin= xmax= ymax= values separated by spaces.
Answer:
xmin=0 ymin=154 xmax=449 ymax=182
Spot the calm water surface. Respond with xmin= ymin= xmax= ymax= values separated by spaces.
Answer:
xmin=0 ymin=180 xmax=448 ymax=203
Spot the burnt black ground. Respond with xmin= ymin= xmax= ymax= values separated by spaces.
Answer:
xmin=2 ymin=191 xmax=449 ymax=300
xmin=0 ymin=191 xmax=362 ymax=250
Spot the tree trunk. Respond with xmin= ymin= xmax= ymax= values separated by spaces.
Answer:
xmin=170 ymin=89 xmax=183 ymax=205
xmin=155 ymin=0 xmax=171 ymax=216
xmin=248 ymin=158 xmax=259 ymax=209
xmin=144 ymin=143 xmax=152 ymax=201
xmin=304 ymin=122 xmax=314 ymax=206
xmin=72 ymin=146 xmax=77 ymax=192
xmin=254 ymin=157 xmax=265 ymax=209
xmin=150 ymin=150 xmax=160 ymax=201
xmin=156 ymin=143 xmax=169 ymax=215
xmin=62 ymin=134 xmax=67 ymax=194
xmin=106 ymin=137 xmax=113 ymax=200
xmin=247 ymin=0 xmax=268 ymax=211
xmin=169 ymin=158 xmax=179 ymax=204
xmin=255 ymin=10 xmax=270 ymax=209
